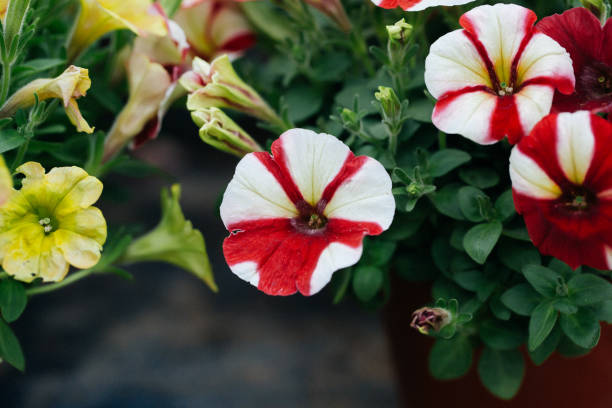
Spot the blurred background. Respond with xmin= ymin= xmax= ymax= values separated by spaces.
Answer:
xmin=0 ymin=110 xmax=398 ymax=408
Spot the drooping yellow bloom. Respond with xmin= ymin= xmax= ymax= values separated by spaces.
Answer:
xmin=0 ymin=65 xmax=94 ymax=133
xmin=67 ymin=0 xmax=167 ymax=62
xmin=0 ymin=162 xmax=107 ymax=283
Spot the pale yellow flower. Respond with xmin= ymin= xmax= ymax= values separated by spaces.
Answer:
xmin=0 ymin=162 xmax=107 ymax=283
xmin=0 ymin=65 xmax=94 ymax=133
xmin=67 ymin=0 xmax=167 ymax=62
xmin=0 ymin=155 xmax=12 ymax=207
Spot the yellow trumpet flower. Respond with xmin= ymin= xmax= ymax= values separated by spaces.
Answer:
xmin=0 ymin=162 xmax=107 ymax=283
xmin=0 ymin=65 xmax=94 ymax=133
xmin=66 ymin=0 xmax=167 ymax=62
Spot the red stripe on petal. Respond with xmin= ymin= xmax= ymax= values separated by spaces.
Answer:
xmin=375 ymin=0 xmax=399 ymax=9
xmin=254 ymin=151 xmax=307 ymax=212
xmin=434 ymin=85 xmax=492 ymax=112
xmin=318 ymin=154 xmax=368 ymax=213
xmin=460 ymin=30 xmax=500 ymax=91
xmin=520 ymin=76 xmax=574 ymax=95
xmin=224 ymin=218 xmax=381 ymax=296
xmin=510 ymin=25 xmax=535 ymax=88
xmin=490 ymin=95 xmax=523 ymax=144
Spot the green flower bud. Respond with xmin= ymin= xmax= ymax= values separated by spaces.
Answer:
xmin=386 ymin=19 xmax=413 ymax=44
xmin=191 ymin=108 xmax=263 ymax=157
xmin=375 ymin=86 xmax=401 ymax=120
xmin=410 ymin=307 xmax=452 ymax=335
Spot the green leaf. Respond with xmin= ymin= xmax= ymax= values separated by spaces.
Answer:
xmin=286 ymin=83 xmax=323 ymax=122
xmin=429 ymin=336 xmax=473 ymax=380
xmin=567 ymin=274 xmax=612 ymax=306
xmin=478 ymin=348 xmax=524 ymax=400
xmin=522 ymin=264 xmax=561 ymax=298
xmin=463 ymin=222 xmax=503 ymax=264
xmin=332 ymin=268 xmax=352 ymax=304
xmin=495 ymin=190 xmax=516 ymax=221
xmin=479 ymin=320 xmax=525 ymax=350
xmin=552 ymin=298 xmax=578 ymax=314
xmin=504 ymin=284 xmax=542 ymax=316
xmin=0 ymin=279 xmax=27 ymax=323
xmin=591 ymin=300 xmax=612 ymax=323
xmin=496 ymin=240 xmax=541 ymax=273
xmin=459 ymin=167 xmax=500 ymax=189
xmin=14 ymin=58 xmax=65 ymax=75
xmin=0 ymin=129 xmax=26 ymax=154
xmin=529 ymin=324 xmax=562 ymax=366
xmin=528 ymin=300 xmax=558 ymax=351
xmin=489 ymin=294 xmax=511 ymax=320
xmin=0 ymin=319 xmax=25 ymax=371
xmin=454 ymin=270 xmax=486 ymax=292
xmin=404 ymin=99 xmax=434 ymax=123
xmin=428 ymin=149 xmax=471 ymax=178
xmin=557 ymin=335 xmax=592 ymax=358
xmin=352 ymin=266 xmax=383 ymax=302
xmin=431 ymin=237 xmax=454 ymax=274
xmin=559 ymin=308 xmax=600 ymax=349
xmin=362 ymin=239 xmax=396 ymax=267
xmin=4 ymin=0 xmax=31 ymax=56
xmin=430 ymin=184 xmax=466 ymax=221
xmin=121 ymin=185 xmax=217 ymax=291
xmin=458 ymin=186 xmax=487 ymax=222
xmin=548 ymin=258 xmax=578 ymax=280
xmin=159 ymin=0 xmax=182 ymax=15
xmin=395 ymin=253 xmax=438 ymax=282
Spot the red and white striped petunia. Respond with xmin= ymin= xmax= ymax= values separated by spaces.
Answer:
xmin=220 ymin=129 xmax=395 ymax=296
xmin=425 ymin=4 xmax=575 ymax=145
xmin=371 ymin=0 xmax=474 ymax=11
xmin=510 ymin=111 xmax=612 ymax=270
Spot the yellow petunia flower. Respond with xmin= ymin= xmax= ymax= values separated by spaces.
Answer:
xmin=0 ymin=65 xmax=94 ymax=133
xmin=0 ymin=162 xmax=107 ymax=283
xmin=0 ymin=155 xmax=12 ymax=206
xmin=67 ymin=0 xmax=167 ymax=62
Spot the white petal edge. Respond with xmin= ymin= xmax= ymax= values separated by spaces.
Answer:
xmin=509 ymin=146 xmax=562 ymax=199
xmin=220 ymin=153 xmax=298 ymax=228
xmin=230 ymin=261 xmax=260 ymax=287
xmin=425 ymin=29 xmax=491 ymax=98
xmin=460 ymin=4 xmax=533 ymax=84
xmin=371 ymin=0 xmax=475 ymax=11
xmin=324 ymin=158 xmax=395 ymax=231
xmin=309 ymin=242 xmax=364 ymax=295
xmin=431 ymin=90 xmax=498 ymax=145
xmin=555 ymin=111 xmax=595 ymax=185
xmin=277 ymin=129 xmax=350 ymax=206
xmin=516 ymin=32 xmax=575 ymax=88
xmin=514 ymin=84 xmax=554 ymax=137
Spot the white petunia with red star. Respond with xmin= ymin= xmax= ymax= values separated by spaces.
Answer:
xmin=510 ymin=111 xmax=612 ymax=270
xmin=220 ymin=129 xmax=395 ymax=296
xmin=425 ymin=4 xmax=575 ymax=145
xmin=372 ymin=0 xmax=474 ymax=11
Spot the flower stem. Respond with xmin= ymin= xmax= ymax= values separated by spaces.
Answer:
xmin=0 ymin=61 xmax=11 ymax=106
xmin=26 ymin=268 xmax=95 ymax=296
xmin=11 ymin=138 xmax=30 ymax=171
xmin=438 ymin=131 xmax=447 ymax=150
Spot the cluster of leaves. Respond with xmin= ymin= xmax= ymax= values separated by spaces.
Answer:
xmin=237 ymin=0 xmax=611 ymax=400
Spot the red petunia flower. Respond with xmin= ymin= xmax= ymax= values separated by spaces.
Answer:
xmin=220 ymin=129 xmax=395 ymax=296
xmin=510 ymin=111 xmax=612 ymax=269
xmin=538 ymin=7 xmax=612 ymax=114
xmin=425 ymin=4 xmax=575 ymax=145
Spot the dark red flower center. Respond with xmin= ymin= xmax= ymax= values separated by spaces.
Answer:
xmin=555 ymin=185 xmax=598 ymax=214
xmin=578 ymin=62 xmax=612 ymax=101
xmin=291 ymin=200 xmax=329 ymax=234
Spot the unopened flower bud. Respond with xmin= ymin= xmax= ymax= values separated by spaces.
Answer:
xmin=375 ymin=86 xmax=401 ymax=119
xmin=340 ymin=108 xmax=360 ymax=131
xmin=191 ymin=108 xmax=263 ymax=157
xmin=410 ymin=307 xmax=451 ymax=335
xmin=386 ymin=19 xmax=413 ymax=44
xmin=181 ymin=55 xmax=285 ymax=129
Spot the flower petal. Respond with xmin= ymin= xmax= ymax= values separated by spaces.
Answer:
xmin=509 ymin=146 xmax=561 ymax=200
xmin=555 ymin=111 xmax=595 ymax=185
xmin=220 ymin=153 xmax=298 ymax=228
xmin=2 ymin=225 xmax=44 ymax=283
xmin=54 ymin=175 xmax=103 ymax=216
xmin=274 ymin=129 xmax=351 ymax=206
xmin=58 ymin=207 xmax=107 ymax=246
xmin=39 ymin=235 xmax=69 ymax=282
xmin=223 ymin=218 xmax=375 ymax=296
xmin=459 ymin=4 xmax=536 ymax=85
xmin=425 ymin=29 xmax=493 ymax=98
xmin=514 ymin=84 xmax=554 ymax=139
xmin=515 ymin=32 xmax=575 ymax=94
xmin=432 ymin=89 xmax=498 ymax=145
xmin=54 ymin=229 xmax=102 ymax=269
xmin=324 ymin=157 xmax=395 ymax=232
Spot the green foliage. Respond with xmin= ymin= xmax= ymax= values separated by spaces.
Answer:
xmin=429 ymin=335 xmax=473 ymax=380
xmin=0 ymin=318 xmax=25 ymax=371
xmin=0 ymin=278 xmax=27 ymax=322
xmin=478 ymin=348 xmax=524 ymax=400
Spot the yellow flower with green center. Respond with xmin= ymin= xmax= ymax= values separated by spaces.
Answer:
xmin=0 ymin=162 xmax=107 ymax=283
